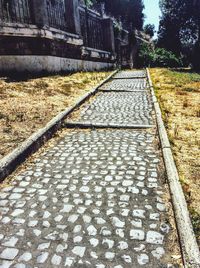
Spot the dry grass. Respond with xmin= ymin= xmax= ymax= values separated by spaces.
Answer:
xmin=0 ymin=71 xmax=111 ymax=159
xmin=150 ymin=68 xmax=200 ymax=245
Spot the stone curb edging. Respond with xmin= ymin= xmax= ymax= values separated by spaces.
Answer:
xmin=146 ymin=68 xmax=200 ymax=268
xmin=0 ymin=70 xmax=118 ymax=182
xmin=112 ymin=76 xmax=147 ymax=80
xmin=65 ymin=121 xmax=154 ymax=129
xmin=98 ymin=89 xmax=151 ymax=93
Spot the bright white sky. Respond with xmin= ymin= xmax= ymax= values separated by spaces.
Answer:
xmin=143 ymin=0 xmax=162 ymax=36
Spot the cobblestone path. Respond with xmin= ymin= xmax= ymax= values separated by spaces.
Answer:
xmin=68 ymin=91 xmax=153 ymax=126
xmin=100 ymin=79 xmax=149 ymax=91
xmin=0 ymin=70 xmax=181 ymax=267
xmin=113 ymin=71 xmax=147 ymax=79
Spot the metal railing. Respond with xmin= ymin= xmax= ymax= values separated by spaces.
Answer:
xmin=80 ymin=7 xmax=104 ymax=51
xmin=0 ymin=1 xmax=115 ymax=53
xmin=46 ymin=0 xmax=67 ymax=31
xmin=0 ymin=0 xmax=33 ymax=24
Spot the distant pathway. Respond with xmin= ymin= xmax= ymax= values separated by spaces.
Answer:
xmin=0 ymin=70 xmax=182 ymax=267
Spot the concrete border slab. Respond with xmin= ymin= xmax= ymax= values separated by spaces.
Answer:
xmin=65 ymin=121 xmax=154 ymax=129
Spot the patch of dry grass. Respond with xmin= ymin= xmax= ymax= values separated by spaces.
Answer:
xmin=0 ymin=71 xmax=111 ymax=159
xmin=150 ymin=68 xmax=200 ymax=245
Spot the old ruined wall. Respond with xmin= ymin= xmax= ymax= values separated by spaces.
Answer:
xmin=0 ymin=0 xmax=116 ymax=73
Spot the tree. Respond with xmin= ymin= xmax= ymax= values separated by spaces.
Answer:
xmin=144 ymin=24 xmax=155 ymax=38
xmin=157 ymin=0 xmax=200 ymax=64
xmin=127 ymin=0 xmax=145 ymax=30
xmin=91 ymin=0 xmax=145 ymax=30
xmin=158 ymin=0 xmax=197 ymax=53
xmin=157 ymin=0 xmax=188 ymax=55
xmin=191 ymin=0 xmax=200 ymax=70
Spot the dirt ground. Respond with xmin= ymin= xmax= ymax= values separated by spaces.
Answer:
xmin=0 ymin=71 xmax=111 ymax=159
xmin=150 ymin=68 xmax=200 ymax=246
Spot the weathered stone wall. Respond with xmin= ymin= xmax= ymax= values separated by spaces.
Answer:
xmin=0 ymin=0 xmax=116 ymax=73
xmin=0 ymin=55 xmax=114 ymax=73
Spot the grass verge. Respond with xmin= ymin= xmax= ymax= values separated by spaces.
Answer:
xmin=0 ymin=71 xmax=111 ymax=159
xmin=149 ymin=68 xmax=200 ymax=246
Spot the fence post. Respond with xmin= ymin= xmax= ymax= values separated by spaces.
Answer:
xmin=65 ymin=0 xmax=81 ymax=35
xmin=103 ymin=18 xmax=115 ymax=53
xmin=31 ymin=0 xmax=48 ymax=27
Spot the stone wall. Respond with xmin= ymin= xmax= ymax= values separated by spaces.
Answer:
xmin=0 ymin=0 xmax=117 ymax=73
xmin=0 ymin=55 xmax=114 ymax=73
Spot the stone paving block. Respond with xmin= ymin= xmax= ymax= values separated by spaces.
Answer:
xmin=0 ymin=70 xmax=182 ymax=268
xmin=67 ymin=92 xmax=154 ymax=126
xmin=100 ymin=79 xmax=149 ymax=91
xmin=113 ymin=70 xmax=147 ymax=79
xmin=0 ymin=130 xmax=180 ymax=267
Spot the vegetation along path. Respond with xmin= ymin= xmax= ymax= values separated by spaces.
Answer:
xmin=0 ymin=70 xmax=184 ymax=267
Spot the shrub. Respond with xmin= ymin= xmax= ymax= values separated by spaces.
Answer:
xmin=138 ymin=43 xmax=182 ymax=68
xmin=138 ymin=43 xmax=154 ymax=67
xmin=153 ymin=48 xmax=182 ymax=67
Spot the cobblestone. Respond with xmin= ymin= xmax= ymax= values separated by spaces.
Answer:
xmin=68 ymin=91 xmax=153 ymax=126
xmin=0 ymin=70 xmax=181 ymax=267
xmin=113 ymin=70 xmax=147 ymax=79
xmin=0 ymin=130 xmax=179 ymax=267
xmin=100 ymin=79 xmax=149 ymax=91
xmin=0 ymin=248 xmax=19 ymax=261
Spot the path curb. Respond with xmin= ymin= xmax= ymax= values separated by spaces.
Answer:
xmin=65 ymin=121 xmax=154 ymax=129
xmin=99 ymin=89 xmax=151 ymax=92
xmin=146 ymin=68 xmax=200 ymax=268
xmin=0 ymin=70 xmax=118 ymax=182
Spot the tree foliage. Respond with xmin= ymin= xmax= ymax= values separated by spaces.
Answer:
xmin=191 ymin=0 xmax=200 ymax=69
xmin=138 ymin=43 xmax=182 ymax=67
xmin=90 ymin=0 xmax=145 ymax=30
xmin=158 ymin=0 xmax=188 ymax=54
xmin=157 ymin=0 xmax=200 ymax=69
xmin=144 ymin=24 xmax=155 ymax=38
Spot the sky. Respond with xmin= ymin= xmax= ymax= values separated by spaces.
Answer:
xmin=143 ymin=0 xmax=162 ymax=36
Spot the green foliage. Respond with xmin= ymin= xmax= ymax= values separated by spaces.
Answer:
xmin=144 ymin=24 xmax=155 ymax=38
xmin=84 ymin=0 xmax=94 ymax=7
xmin=138 ymin=43 xmax=154 ymax=67
xmin=138 ymin=43 xmax=182 ymax=67
xmin=158 ymin=0 xmax=200 ymax=70
xmin=158 ymin=0 xmax=188 ymax=55
xmin=91 ymin=0 xmax=144 ymax=30
xmin=153 ymin=48 xmax=182 ymax=67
